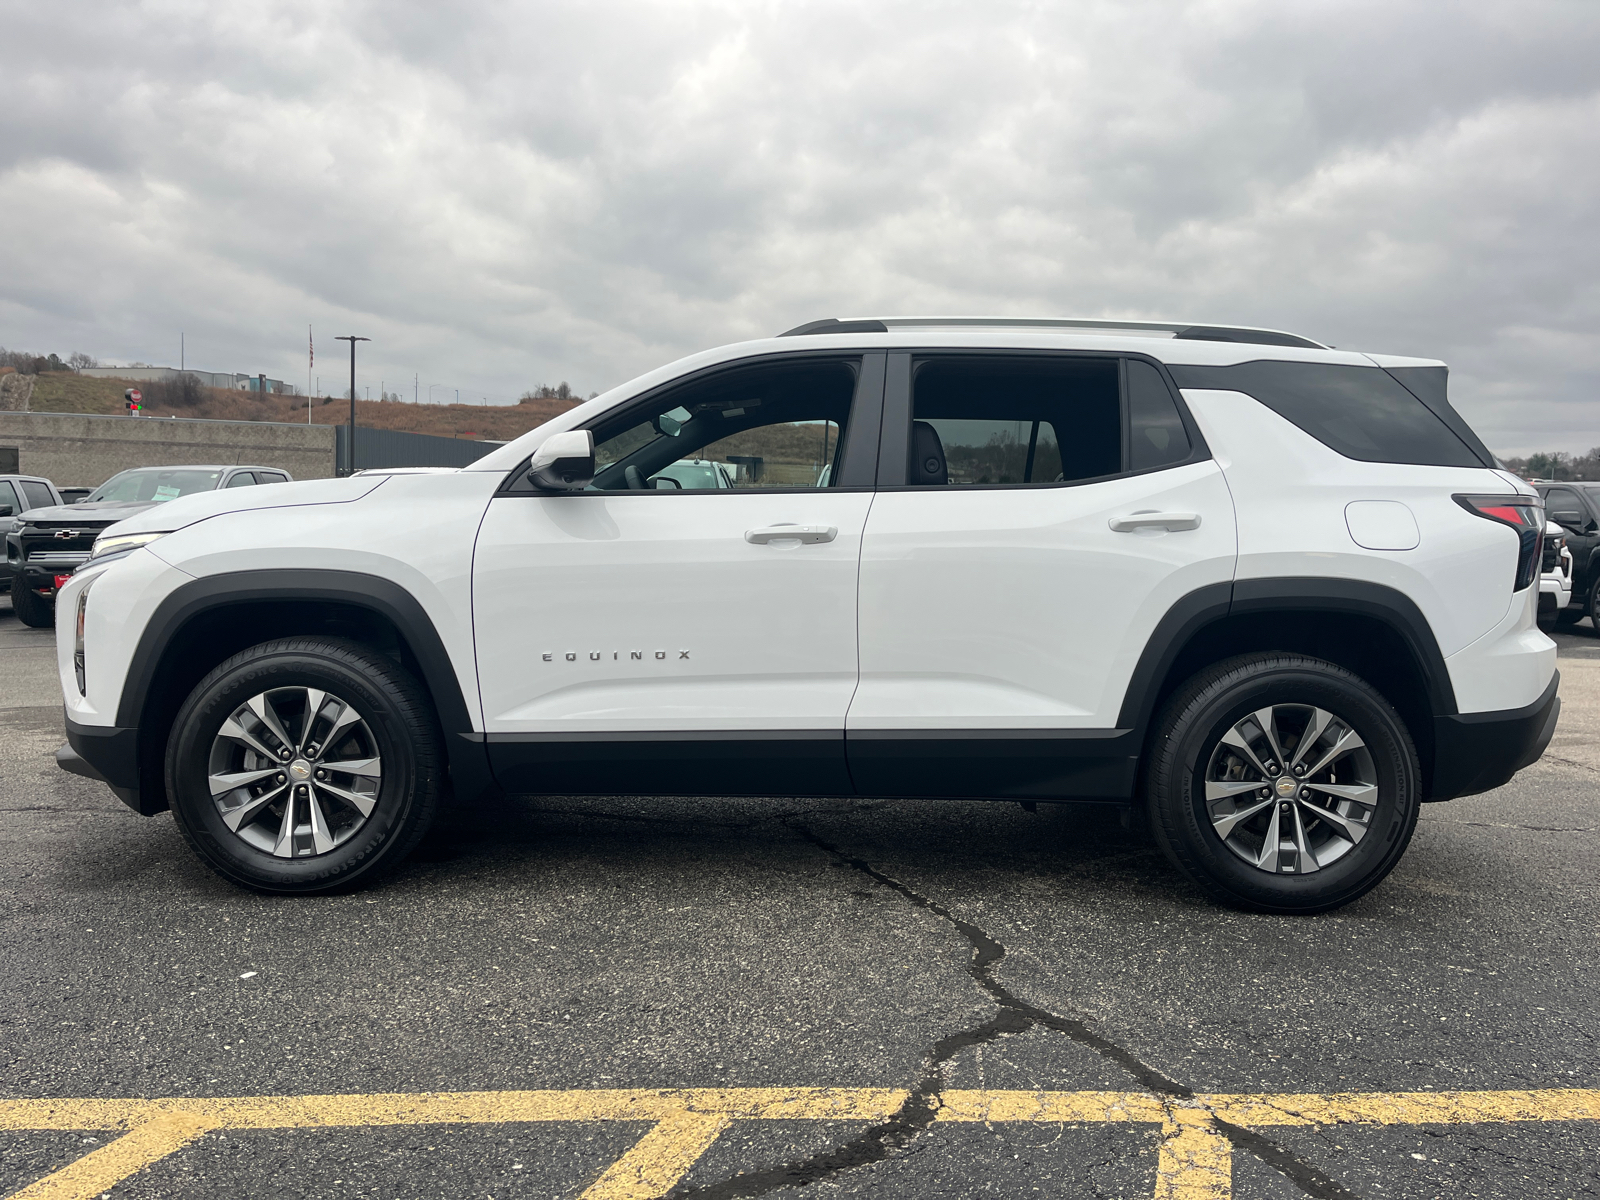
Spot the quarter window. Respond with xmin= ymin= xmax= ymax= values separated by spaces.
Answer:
xmin=1127 ymin=359 xmax=1192 ymax=471
xmin=1168 ymin=360 xmax=1481 ymax=468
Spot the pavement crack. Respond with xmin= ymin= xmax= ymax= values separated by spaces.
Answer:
xmin=673 ymin=820 xmax=1373 ymax=1200
xmin=1540 ymin=752 xmax=1600 ymax=776
xmin=665 ymin=821 xmax=1190 ymax=1199
xmin=1209 ymin=1118 xmax=1364 ymax=1200
xmin=788 ymin=820 xmax=1190 ymax=1099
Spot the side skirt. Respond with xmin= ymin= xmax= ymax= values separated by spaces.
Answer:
xmin=484 ymin=728 xmax=1138 ymax=801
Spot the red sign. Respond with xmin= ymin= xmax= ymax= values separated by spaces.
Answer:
xmin=129 ymin=389 xmax=142 ymax=403
xmin=53 ymin=574 xmax=73 ymax=590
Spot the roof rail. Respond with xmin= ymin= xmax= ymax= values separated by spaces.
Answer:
xmin=776 ymin=316 xmax=1326 ymax=350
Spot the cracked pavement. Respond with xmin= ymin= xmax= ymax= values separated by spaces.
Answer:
xmin=1 ymin=596 xmax=1598 ymax=1199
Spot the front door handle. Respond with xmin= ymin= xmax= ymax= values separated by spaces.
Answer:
xmin=745 ymin=524 xmax=838 ymax=545
xmin=1108 ymin=511 xmax=1202 ymax=532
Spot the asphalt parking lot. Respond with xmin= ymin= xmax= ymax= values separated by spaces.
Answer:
xmin=1 ymin=595 xmax=1597 ymax=1200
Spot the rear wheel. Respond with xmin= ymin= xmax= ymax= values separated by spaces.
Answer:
xmin=10 ymin=574 xmax=55 ymax=628
xmin=166 ymin=637 xmax=443 ymax=894
xmin=1145 ymin=653 xmax=1420 ymax=914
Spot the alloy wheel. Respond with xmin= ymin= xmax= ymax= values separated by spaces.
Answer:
xmin=1203 ymin=704 xmax=1379 ymax=875
xmin=206 ymin=687 xmax=383 ymax=858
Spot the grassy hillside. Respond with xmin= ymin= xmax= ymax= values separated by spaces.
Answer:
xmin=28 ymin=373 xmax=578 ymax=441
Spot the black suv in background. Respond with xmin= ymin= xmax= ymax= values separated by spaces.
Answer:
xmin=1534 ymin=482 xmax=1600 ymax=628
xmin=6 ymin=464 xmax=291 ymax=627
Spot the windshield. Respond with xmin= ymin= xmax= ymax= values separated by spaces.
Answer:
xmin=87 ymin=468 xmax=223 ymax=504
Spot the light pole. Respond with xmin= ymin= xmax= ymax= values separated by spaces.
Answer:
xmin=335 ymin=336 xmax=369 ymax=475
xmin=428 ymin=383 xmax=446 ymax=405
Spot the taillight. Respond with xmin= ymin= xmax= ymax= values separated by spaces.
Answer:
xmin=1455 ymin=495 xmax=1544 ymax=591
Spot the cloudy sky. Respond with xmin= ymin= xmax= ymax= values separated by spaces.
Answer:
xmin=4 ymin=0 xmax=1598 ymax=454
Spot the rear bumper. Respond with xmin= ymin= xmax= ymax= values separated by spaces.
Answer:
xmin=1428 ymin=672 xmax=1560 ymax=801
xmin=62 ymin=713 xmax=160 ymax=814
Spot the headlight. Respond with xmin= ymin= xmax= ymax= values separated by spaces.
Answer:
xmin=89 ymin=531 xmax=169 ymax=560
xmin=74 ymin=577 xmax=96 ymax=695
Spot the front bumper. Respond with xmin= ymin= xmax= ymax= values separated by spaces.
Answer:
xmin=1428 ymin=671 xmax=1560 ymax=800
xmin=61 ymin=713 xmax=163 ymax=814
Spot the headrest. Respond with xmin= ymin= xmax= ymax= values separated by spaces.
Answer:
xmin=912 ymin=420 xmax=947 ymax=486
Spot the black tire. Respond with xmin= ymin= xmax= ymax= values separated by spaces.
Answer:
xmin=165 ymin=637 xmax=444 ymax=894
xmin=10 ymin=573 xmax=55 ymax=628
xmin=1145 ymin=653 xmax=1420 ymax=914
xmin=1587 ymin=575 xmax=1600 ymax=634
xmin=1555 ymin=606 xmax=1582 ymax=627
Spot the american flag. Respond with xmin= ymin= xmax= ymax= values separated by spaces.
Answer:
xmin=309 ymin=326 xmax=313 ymax=367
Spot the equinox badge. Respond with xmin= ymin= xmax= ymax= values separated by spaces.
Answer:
xmin=542 ymin=650 xmax=691 ymax=662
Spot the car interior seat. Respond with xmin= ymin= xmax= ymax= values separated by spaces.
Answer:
xmin=912 ymin=420 xmax=948 ymax=485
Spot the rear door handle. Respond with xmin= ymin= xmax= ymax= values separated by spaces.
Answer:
xmin=1108 ymin=511 xmax=1202 ymax=532
xmin=745 ymin=524 xmax=838 ymax=545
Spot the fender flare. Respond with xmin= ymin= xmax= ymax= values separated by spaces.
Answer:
xmin=1115 ymin=576 xmax=1459 ymax=739
xmin=118 ymin=568 xmax=491 ymax=800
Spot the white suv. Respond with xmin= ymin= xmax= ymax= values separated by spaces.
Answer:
xmin=54 ymin=317 xmax=1559 ymax=912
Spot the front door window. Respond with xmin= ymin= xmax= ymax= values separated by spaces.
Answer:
xmin=589 ymin=359 xmax=856 ymax=492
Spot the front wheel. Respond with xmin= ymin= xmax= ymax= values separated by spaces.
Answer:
xmin=1145 ymin=653 xmax=1420 ymax=914
xmin=166 ymin=637 xmax=444 ymax=894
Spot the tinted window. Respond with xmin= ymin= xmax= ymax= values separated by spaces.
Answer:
xmin=0 ymin=481 xmax=18 ymax=515
xmin=259 ymin=472 xmax=289 ymax=484
xmin=1168 ymin=361 xmax=1482 ymax=468
xmin=590 ymin=359 xmax=856 ymax=491
xmin=1126 ymin=360 xmax=1191 ymax=471
xmin=18 ymin=481 xmax=54 ymax=509
xmin=1544 ymin=487 xmax=1586 ymax=525
xmin=911 ymin=357 xmax=1120 ymax=485
xmin=1384 ymin=365 xmax=1493 ymax=466
xmin=225 ymin=472 xmax=258 ymax=488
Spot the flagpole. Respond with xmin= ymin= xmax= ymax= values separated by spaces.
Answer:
xmin=308 ymin=326 xmax=313 ymax=423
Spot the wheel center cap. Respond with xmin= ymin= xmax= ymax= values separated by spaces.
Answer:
xmin=1275 ymin=777 xmax=1298 ymax=798
xmin=289 ymin=758 xmax=313 ymax=781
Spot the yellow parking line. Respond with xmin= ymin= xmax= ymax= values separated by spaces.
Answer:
xmin=581 ymin=1111 xmax=733 ymax=1200
xmin=2 ymin=1086 xmax=1596 ymax=1200
xmin=5 ymin=1112 xmax=215 ymax=1200
xmin=1154 ymin=1107 xmax=1231 ymax=1200
xmin=1201 ymin=1088 xmax=1600 ymax=1127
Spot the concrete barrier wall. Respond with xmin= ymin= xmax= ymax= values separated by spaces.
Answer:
xmin=0 ymin=411 xmax=337 ymax=487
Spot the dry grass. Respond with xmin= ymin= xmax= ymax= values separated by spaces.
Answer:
xmin=28 ymin=374 xmax=579 ymax=442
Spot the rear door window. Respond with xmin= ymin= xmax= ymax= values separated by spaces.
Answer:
xmin=910 ymin=356 xmax=1121 ymax=485
xmin=225 ymin=472 xmax=258 ymax=488
xmin=1168 ymin=360 xmax=1483 ymax=467
xmin=18 ymin=481 xmax=54 ymax=509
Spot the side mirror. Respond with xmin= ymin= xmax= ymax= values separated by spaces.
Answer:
xmin=652 ymin=476 xmax=682 ymax=489
xmin=1552 ymin=509 xmax=1587 ymax=531
xmin=0 ymin=504 xmax=11 ymax=518
xmin=527 ymin=429 xmax=595 ymax=491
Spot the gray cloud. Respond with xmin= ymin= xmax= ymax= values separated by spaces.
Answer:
xmin=3 ymin=0 xmax=1598 ymax=452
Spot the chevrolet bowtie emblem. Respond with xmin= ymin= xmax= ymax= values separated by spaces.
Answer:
xmin=53 ymin=530 xmax=79 ymax=540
